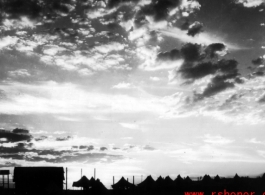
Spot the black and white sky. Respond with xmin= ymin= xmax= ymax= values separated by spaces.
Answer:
xmin=1 ymin=0 xmax=265 ymax=188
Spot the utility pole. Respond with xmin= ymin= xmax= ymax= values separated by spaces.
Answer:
xmin=66 ymin=168 xmax=68 ymax=192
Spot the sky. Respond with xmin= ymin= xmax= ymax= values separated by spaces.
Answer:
xmin=1 ymin=0 xmax=265 ymax=189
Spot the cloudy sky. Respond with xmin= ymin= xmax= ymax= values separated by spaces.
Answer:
xmin=1 ymin=0 xmax=265 ymax=189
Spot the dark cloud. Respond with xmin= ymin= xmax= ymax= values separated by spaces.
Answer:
xmin=1 ymin=0 xmax=77 ymax=21
xmin=205 ymin=43 xmax=226 ymax=58
xmin=2 ymin=0 xmax=42 ymax=19
xmin=258 ymin=94 xmax=265 ymax=103
xmin=200 ymin=77 xmax=234 ymax=98
xmin=56 ymin=136 xmax=72 ymax=141
xmin=157 ymin=49 xmax=181 ymax=61
xmin=79 ymin=145 xmax=87 ymax=149
xmin=143 ymin=145 xmax=155 ymax=151
xmin=145 ymin=0 xmax=181 ymax=21
xmin=0 ymin=129 xmax=32 ymax=142
xmin=133 ymin=0 xmax=181 ymax=27
xmin=87 ymin=145 xmax=94 ymax=151
xmin=252 ymin=57 xmax=264 ymax=66
xmin=34 ymin=136 xmax=48 ymax=141
xmin=158 ymin=43 xmax=241 ymax=99
xmin=187 ymin=21 xmax=203 ymax=37
xmin=216 ymin=59 xmax=238 ymax=74
xmin=0 ymin=143 xmax=122 ymax=163
xmin=178 ymin=62 xmax=216 ymax=80
xmin=180 ymin=43 xmax=202 ymax=62
xmin=180 ymin=20 xmax=190 ymax=30
xmin=100 ymin=147 xmax=107 ymax=151
xmin=253 ymin=71 xmax=264 ymax=77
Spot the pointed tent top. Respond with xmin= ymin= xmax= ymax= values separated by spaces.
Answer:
xmin=165 ymin=176 xmax=173 ymax=182
xmin=202 ymin=174 xmax=212 ymax=182
xmin=145 ymin=175 xmax=155 ymax=181
xmin=234 ymin=174 xmax=240 ymax=179
xmin=72 ymin=175 xmax=90 ymax=188
xmin=112 ymin=177 xmax=134 ymax=190
xmin=137 ymin=175 xmax=155 ymax=188
xmin=174 ymin=175 xmax=183 ymax=183
xmin=156 ymin=176 xmax=164 ymax=181
xmin=164 ymin=176 xmax=174 ymax=185
xmin=184 ymin=176 xmax=192 ymax=182
xmin=214 ymin=175 xmax=220 ymax=182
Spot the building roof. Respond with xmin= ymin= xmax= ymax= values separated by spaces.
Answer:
xmin=13 ymin=167 xmax=64 ymax=182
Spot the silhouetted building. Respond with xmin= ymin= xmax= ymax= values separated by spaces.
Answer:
xmin=13 ymin=167 xmax=64 ymax=195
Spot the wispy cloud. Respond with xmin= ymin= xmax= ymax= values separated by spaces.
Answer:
xmin=119 ymin=123 xmax=140 ymax=130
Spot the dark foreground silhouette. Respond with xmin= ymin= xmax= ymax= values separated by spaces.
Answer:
xmin=2 ymin=167 xmax=265 ymax=195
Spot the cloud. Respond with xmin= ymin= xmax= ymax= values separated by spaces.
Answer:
xmin=150 ymin=77 xmax=160 ymax=81
xmin=187 ymin=21 xmax=203 ymax=37
xmin=2 ymin=17 xmax=36 ymax=30
xmin=161 ymin=28 xmax=241 ymax=50
xmin=247 ymin=138 xmax=264 ymax=144
xmin=0 ymin=36 xmax=18 ymax=50
xmin=42 ymin=45 xmax=66 ymax=56
xmin=252 ymin=56 xmax=265 ymax=65
xmin=236 ymin=0 xmax=265 ymax=7
xmin=119 ymin=123 xmax=140 ymax=130
xmin=161 ymin=74 xmax=265 ymax=124
xmin=143 ymin=145 xmax=156 ymax=151
xmin=8 ymin=69 xmax=31 ymax=78
xmin=93 ymin=42 xmax=127 ymax=53
xmin=156 ymin=43 xmax=240 ymax=98
xmin=0 ymin=129 xmax=32 ymax=142
xmin=0 ymin=81 xmax=168 ymax=116
xmin=112 ymin=82 xmax=133 ymax=89
xmin=202 ymin=134 xmax=234 ymax=145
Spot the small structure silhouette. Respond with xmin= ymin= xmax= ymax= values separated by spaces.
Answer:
xmin=13 ymin=167 xmax=64 ymax=195
xmin=137 ymin=175 xmax=155 ymax=189
xmin=112 ymin=177 xmax=135 ymax=190
xmin=72 ymin=176 xmax=90 ymax=190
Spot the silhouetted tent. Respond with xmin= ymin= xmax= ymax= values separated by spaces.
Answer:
xmin=14 ymin=167 xmax=64 ymax=195
xmin=83 ymin=177 xmax=107 ymax=193
xmin=202 ymin=175 xmax=212 ymax=183
xmin=155 ymin=176 xmax=165 ymax=190
xmin=234 ymin=173 xmax=240 ymax=179
xmin=164 ymin=176 xmax=175 ymax=191
xmin=112 ymin=177 xmax=135 ymax=190
xmin=72 ymin=176 xmax=90 ymax=189
xmin=261 ymin=173 xmax=265 ymax=181
xmin=137 ymin=175 xmax=155 ymax=189
xmin=155 ymin=176 xmax=165 ymax=186
xmin=233 ymin=174 xmax=241 ymax=182
xmin=214 ymin=175 xmax=221 ymax=182
xmin=94 ymin=179 xmax=108 ymax=192
xmin=184 ymin=176 xmax=192 ymax=183
xmin=164 ymin=176 xmax=174 ymax=185
xmin=174 ymin=175 xmax=183 ymax=182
